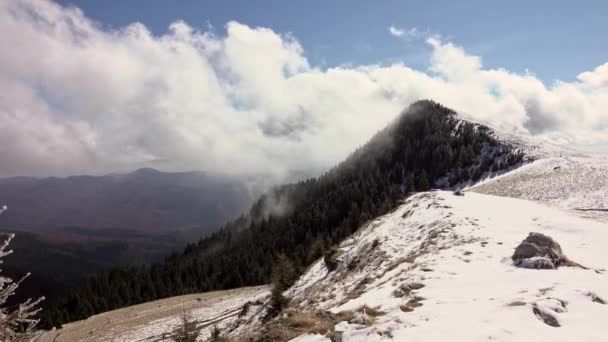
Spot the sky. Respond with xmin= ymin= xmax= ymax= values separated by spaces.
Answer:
xmin=54 ymin=0 xmax=608 ymax=84
xmin=1 ymin=0 xmax=607 ymax=178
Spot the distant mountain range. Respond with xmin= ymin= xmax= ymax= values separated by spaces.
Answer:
xmin=0 ymin=168 xmax=278 ymax=308
xmin=0 ymin=168 xmax=261 ymax=235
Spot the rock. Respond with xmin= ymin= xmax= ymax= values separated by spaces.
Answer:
xmin=513 ymin=242 xmax=545 ymax=262
xmin=348 ymin=313 xmax=371 ymax=325
xmin=408 ymin=282 xmax=425 ymax=290
xmin=587 ymin=292 xmax=606 ymax=304
xmin=533 ymin=306 xmax=560 ymax=327
xmin=512 ymin=232 xmax=564 ymax=269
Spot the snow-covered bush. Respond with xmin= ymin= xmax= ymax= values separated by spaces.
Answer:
xmin=0 ymin=206 xmax=44 ymax=341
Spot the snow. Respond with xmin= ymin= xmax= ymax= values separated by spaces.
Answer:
xmin=472 ymin=155 xmax=608 ymax=219
xmin=289 ymin=334 xmax=330 ymax=342
xmin=287 ymin=191 xmax=608 ymax=341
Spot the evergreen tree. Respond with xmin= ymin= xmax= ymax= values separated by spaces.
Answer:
xmin=169 ymin=312 xmax=200 ymax=342
xmin=417 ymin=170 xmax=431 ymax=191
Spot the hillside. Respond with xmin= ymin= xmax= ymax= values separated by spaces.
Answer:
xmin=39 ymin=150 xmax=608 ymax=341
xmin=0 ymin=169 xmax=266 ymax=313
xmin=39 ymin=100 xmax=525 ymax=328
xmin=240 ymin=137 xmax=608 ymax=341
xmin=39 ymin=286 xmax=269 ymax=342
xmin=239 ymin=189 xmax=608 ymax=341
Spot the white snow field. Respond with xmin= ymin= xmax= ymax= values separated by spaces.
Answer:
xmin=286 ymin=191 xmax=608 ymax=341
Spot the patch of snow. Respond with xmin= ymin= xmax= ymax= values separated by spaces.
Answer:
xmin=289 ymin=333 xmax=331 ymax=342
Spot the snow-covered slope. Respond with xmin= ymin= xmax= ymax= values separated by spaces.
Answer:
xmin=281 ymin=191 xmax=608 ymax=341
xmin=471 ymin=154 xmax=608 ymax=220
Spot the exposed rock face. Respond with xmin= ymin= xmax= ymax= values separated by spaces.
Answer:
xmin=512 ymin=232 xmax=564 ymax=269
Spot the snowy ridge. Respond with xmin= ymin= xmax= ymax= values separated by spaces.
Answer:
xmin=456 ymin=117 xmax=586 ymax=160
xmin=283 ymin=191 xmax=608 ymax=341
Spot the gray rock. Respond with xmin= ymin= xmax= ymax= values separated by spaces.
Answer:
xmin=512 ymin=232 xmax=564 ymax=269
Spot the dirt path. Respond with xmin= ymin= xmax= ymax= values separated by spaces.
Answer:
xmin=39 ymin=285 xmax=269 ymax=342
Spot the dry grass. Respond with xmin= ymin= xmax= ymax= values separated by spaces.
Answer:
xmin=356 ymin=305 xmax=385 ymax=317
xmin=256 ymin=310 xmax=335 ymax=341
xmin=340 ymin=276 xmax=373 ymax=304
xmin=254 ymin=307 xmax=377 ymax=341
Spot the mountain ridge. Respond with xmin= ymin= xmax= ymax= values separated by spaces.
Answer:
xmin=39 ymin=100 xmax=525 ymax=328
xmin=38 ymin=116 xmax=608 ymax=341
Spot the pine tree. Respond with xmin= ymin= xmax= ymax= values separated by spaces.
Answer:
xmin=417 ymin=170 xmax=431 ymax=191
xmin=307 ymin=238 xmax=325 ymax=264
xmin=271 ymin=254 xmax=298 ymax=292
xmin=266 ymin=254 xmax=298 ymax=319
xmin=169 ymin=312 xmax=200 ymax=342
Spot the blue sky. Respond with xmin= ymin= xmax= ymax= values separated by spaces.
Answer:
xmin=56 ymin=0 xmax=608 ymax=84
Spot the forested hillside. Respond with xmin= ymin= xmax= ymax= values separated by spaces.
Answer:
xmin=40 ymin=100 xmax=524 ymax=328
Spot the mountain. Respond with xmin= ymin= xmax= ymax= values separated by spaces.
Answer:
xmin=0 ymin=168 xmax=261 ymax=235
xmin=230 ymin=142 xmax=608 ymax=341
xmin=38 ymin=100 xmax=525 ymax=328
xmin=39 ymin=107 xmax=608 ymax=341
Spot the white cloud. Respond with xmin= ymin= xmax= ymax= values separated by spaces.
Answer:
xmin=389 ymin=25 xmax=405 ymax=37
xmin=0 ymin=0 xmax=607 ymax=178
xmin=389 ymin=26 xmax=422 ymax=40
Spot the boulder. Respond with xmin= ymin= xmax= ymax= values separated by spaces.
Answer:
xmin=512 ymin=232 xmax=564 ymax=269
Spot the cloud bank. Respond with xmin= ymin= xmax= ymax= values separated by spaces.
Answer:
xmin=1 ymin=0 xmax=607 ymax=177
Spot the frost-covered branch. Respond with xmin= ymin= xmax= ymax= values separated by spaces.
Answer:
xmin=0 ymin=205 xmax=44 ymax=341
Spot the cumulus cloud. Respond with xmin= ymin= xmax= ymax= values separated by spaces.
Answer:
xmin=0 ymin=0 xmax=607 ymax=178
